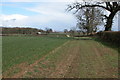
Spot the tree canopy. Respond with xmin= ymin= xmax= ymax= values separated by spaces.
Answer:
xmin=67 ymin=1 xmax=120 ymax=31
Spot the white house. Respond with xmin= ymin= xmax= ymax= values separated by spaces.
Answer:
xmin=37 ymin=32 xmax=41 ymax=34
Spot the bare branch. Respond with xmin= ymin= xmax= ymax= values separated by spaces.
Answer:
xmin=79 ymin=4 xmax=111 ymax=11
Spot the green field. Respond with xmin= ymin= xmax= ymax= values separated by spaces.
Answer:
xmin=2 ymin=36 xmax=68 ymax=73
xmin=2 ymin=36 xmax=118 ymax=78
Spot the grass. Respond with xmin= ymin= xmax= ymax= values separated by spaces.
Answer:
xmin=77 ymin=40 xmax=118 ymax=78
xmin=2 ymin=36 xmax=118 ymax=78
xmin=22 ymin=38 xmax=118 ymax=78
xmin=2 ymin=36 xmax=68 ymax=72
xmin=7 ymin=68 xmax=21 ymax=77
xmin=92 ymin=37 xmax=119 ymax=54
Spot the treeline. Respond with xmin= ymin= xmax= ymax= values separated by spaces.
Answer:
xmin=1 ymin=27 xmax=44 ymax=34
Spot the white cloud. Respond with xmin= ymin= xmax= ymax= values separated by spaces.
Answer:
xmin=1 ymin=14 xmax=28 ymax=26
xmin=1 ymin=13 xmax=76 ymax=30
xmin=2 ymin=14 xmax=28 ymax=21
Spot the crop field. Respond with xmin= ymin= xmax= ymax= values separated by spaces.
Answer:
xmin=2 ymin=36 xmax=118 ymax=78
xmin=2 ymin=36 xmax=68 ymax=75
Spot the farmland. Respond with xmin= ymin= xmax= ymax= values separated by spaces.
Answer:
xmin=2 ymin=36 xmax=118 ymax=78
xmin=2 ymin=36 xmax=68 ymax=74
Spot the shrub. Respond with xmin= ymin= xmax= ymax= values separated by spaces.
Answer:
xmin=97 ymin=31 xmax=120 ymax=46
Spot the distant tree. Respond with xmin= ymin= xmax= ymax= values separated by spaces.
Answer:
xmin=76 ymin=7 xmax=103 ymax=35
xmin=49 ymin=29 xmax=53 ymax=33
xmin=45 ymin=28 xmax=53 ymax=34
xmin=64 ymin=29 xmax=68 ymax=33
xmin=67 ymin=1 xmax=120 ymax=31
xmin=69 ymin=27 xmax=76 ymax=36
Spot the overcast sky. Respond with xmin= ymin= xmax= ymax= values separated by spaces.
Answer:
xmin=1 ymin=0 xmax=119 ymax=31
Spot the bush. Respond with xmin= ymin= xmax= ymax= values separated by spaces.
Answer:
xmin=97 ymin=31 xmax=120 ymax=46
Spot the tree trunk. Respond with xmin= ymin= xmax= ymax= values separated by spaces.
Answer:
xmin=105 ymin=12 xmax=117 ymax=31
xmin=105 ymin=17 xmax=113 ymax=31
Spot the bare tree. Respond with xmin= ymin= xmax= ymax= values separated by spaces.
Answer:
xmin=45 ymin=28 xmax=53 ymax=34
xmin=69 ymin=27 xmax=76 ymax=36
xmin=67 ymin=1 xmax=120 ymax=31
xmin=64 ymin=29 xmax=68 ymax=33
xmin=76 ymin=7 xmax=103 ymax=35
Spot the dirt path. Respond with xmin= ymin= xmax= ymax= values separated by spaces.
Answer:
xmin=4 ymin=39 xmax=118 ymax=78
xmin=64 ymin=40 xmax=118 ymax=78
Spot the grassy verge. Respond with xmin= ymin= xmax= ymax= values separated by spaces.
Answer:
xmin=92 ymin=36 xmax=119 ymax=77
xmin=92 ymin=36 xmax=119 ymax=54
